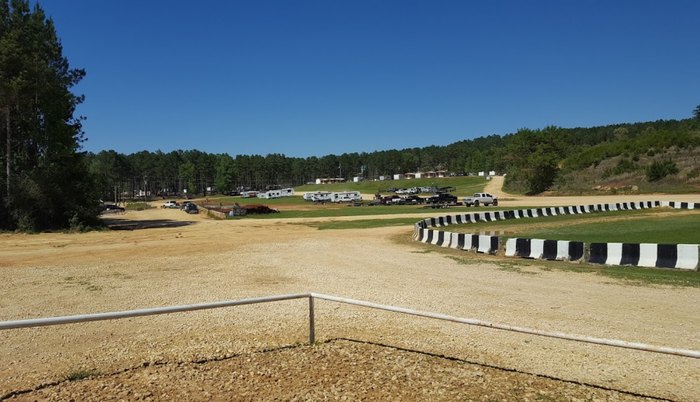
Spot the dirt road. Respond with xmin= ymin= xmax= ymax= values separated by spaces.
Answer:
xmin=1 ymin=194 xmax=699 ymax=401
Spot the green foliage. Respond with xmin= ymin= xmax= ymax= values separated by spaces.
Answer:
xmin=646 ymin=160 xmax=679 ymax=182
xmin=66 ymin=369 xmax=100 ymax=381
xmin=0 ymin=0 xmax=99 ymax=231
xmin=125 ymin=202 xmax=153 ymax=211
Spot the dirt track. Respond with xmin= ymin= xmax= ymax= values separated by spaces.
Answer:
xmin=1 ymin=189 xmax=699 ymax=401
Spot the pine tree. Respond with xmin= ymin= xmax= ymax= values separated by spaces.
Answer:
xmin=0 ymin=0 xmax=98 ymax=230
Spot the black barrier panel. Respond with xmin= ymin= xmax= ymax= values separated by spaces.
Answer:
xmin=445 ymin=216 xmax=453 ymax=225
xmin=436 ymin=231 xmax=445 ymax=246
xmin=505 ymin=210 xmax=515 ymax=219
xmin=457 ymin=233 xmax=465 ymax=249
xmin=515 ymin=238 xmax=531 ymax=258
xmin=656 ymin=244 xmax=678 ymax=268
xmin=569 ymin=242 xmax=584 ymax=261
xmin=536 ymin=208 xmax=543 ymax=217
xmin=543 ymin=240 xmax=558 ymax=260
xmin=471 ymin=234 xmax=480 ymax=251
xmin=425 ymin=230 xmax=434 ymax=244
xmin=620 ymin=243 xmax=640 ymax=266
xmin=490 ymin=236 xmax=499 ymax=253
xmin=589 ymin=243 xmax=608 ymax=264
xmin=429 ymin=218 xmax=437 ymax=227
xmin=438 ymin=217 xmax=445 ymax=227
xmin=681 ymin=202 xmax=689 ymax=209
xmin=616 ymin=203 xmax=622 ymax=211
xmin=472 ymin=214 xmax=481 ymax=223
xmin=455 ymin=215 xmax=463 ymax=224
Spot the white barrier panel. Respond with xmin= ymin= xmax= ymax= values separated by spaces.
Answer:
xmin=606 ymin=243 xmax=623 ymax=265
xmin=530 ymin=239 xmax=544 ymax=259
xmin=677 ymin=244 xmax=700 ymax=270
xmin=505 ymin=238 xmax=517 ymax=257
xmin=477 ymin=235 xmax=492 ymax=253
xmin=638 ymin=243 xmax=658 ymax=268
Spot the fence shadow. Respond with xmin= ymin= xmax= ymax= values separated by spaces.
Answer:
xmin=102 ymin=219 xmax=197 ymax=230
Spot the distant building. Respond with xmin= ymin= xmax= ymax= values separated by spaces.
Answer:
xmin=315 ymin=177 xmax=346 ymax=184
xmin=393 ymin=174 xmax=405 ymax=180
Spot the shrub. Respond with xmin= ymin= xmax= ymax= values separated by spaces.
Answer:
xmin=646 ymin=160 xmax=679 ymax=182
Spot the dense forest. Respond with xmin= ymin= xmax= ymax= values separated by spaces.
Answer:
xmin=87 ymin=116 xmax=700 ymax=202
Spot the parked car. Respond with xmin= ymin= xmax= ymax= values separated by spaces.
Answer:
xmin=183 ymin=203 xmax=198 ymax=214
xmin=426 ymin=193 xmax=458 ymax=204
xmin=463 ymin=193 xmax=498 ymax=207
xmin=162 ymin=200 xmax=179 ymax=208
xmin=380 ymin=195 xmax=402 ymax=205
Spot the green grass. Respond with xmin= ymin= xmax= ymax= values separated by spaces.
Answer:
xmin=302 ymin=217 xmax=421 ymax=230
xmin=449 ymin=208 xmax=700 ymax=244
xmin=124 ymin=202 xmax=153 ymax=211
xmin=443 ymin=249 xmax=700 ymax=287
xmin=293 ymin=176 xmax=488 ymax=196
xmin=246 ymin=205 xmax=431 ymax=219
xmin=66 ymin=369 xmax=100 ymax=381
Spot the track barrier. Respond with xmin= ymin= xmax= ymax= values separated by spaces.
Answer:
xmin=415 ymin=201 xmax=699 ymax=270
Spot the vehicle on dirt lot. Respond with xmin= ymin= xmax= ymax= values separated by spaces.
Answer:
xmin=183 ymin=203 xmax=199 ymax=214
xmin=425 ymin=193 xmax=458 ymax=204
xmin=162 ymin=200 xmax=179 ymax=208
xmin=463 ymin=193 xmax=498 ymax=207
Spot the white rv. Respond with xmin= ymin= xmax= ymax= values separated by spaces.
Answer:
xmin=303 ymin=191 xmax=332 ymax=202
xmin=330 ymin=191 xmax=362 ymax=203
xmin=258 ymin=190 xmax=281 ymax=199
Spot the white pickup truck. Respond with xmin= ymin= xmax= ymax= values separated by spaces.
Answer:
xmin=463 ymin=193 xmax=498 ymax=207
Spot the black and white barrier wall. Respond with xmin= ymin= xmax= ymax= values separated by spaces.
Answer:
xmin=413 ymin=201 xmax=698 ymax=270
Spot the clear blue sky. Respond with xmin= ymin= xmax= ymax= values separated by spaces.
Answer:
xmin=39 ymin=0 xmax=700 ymax=157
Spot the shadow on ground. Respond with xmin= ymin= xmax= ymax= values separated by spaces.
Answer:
xmin=102 ymin=219 xmax=197 ymax=230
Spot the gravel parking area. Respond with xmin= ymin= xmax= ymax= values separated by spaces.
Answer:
xmin=1 ymin=192 xmax=699 ymax=401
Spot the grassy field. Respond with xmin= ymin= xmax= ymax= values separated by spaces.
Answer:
xmin=293 ymin=176 xmax=488 ymax=196
xmin=448 ymin=208 xmax=700 ymax=244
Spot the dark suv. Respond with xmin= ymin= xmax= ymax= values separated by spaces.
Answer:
xmin=426 ymin=193 xmax=458 ymax=204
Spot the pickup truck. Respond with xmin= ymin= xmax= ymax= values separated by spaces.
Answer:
xmin=463 ymin=193 xmax=498 ymax=207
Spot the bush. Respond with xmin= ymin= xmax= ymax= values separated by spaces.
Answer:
xmin=646 ymin=160 xmax=679 ymax=182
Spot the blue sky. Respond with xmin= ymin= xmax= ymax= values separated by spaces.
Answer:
xmin=39 ymin=0 xmax=700 ymax=157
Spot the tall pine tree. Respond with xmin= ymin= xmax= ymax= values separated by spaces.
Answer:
xmin=0 ymin=0 xmax=98 ymax=230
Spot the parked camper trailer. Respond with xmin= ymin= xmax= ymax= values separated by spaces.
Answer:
xmin=330 ymin=191 xmax=362 ymax=203
xmin=303 ymin=191 xmax=332 ymax=202
xmin=258 ymin=190 xmax=282 ymax=199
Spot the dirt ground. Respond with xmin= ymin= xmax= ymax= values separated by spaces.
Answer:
xmin=1 ymin=186 xmax=699 ymax=401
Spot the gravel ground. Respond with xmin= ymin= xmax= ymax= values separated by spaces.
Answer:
xmin=5 ymin=340 xmax=659 ymax=402
xmin=1 ymin=190 xmax=699 ymax=401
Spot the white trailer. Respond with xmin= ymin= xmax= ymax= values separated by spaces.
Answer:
xmin=258 ymin=190 xmax=282 ymax=199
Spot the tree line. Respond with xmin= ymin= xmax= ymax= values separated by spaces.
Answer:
xmin=87 ymin=117 xmax=700 ymax=202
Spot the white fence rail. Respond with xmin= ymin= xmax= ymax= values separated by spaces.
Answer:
xmin=1 ymin=292 xmax=698 ymax=359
